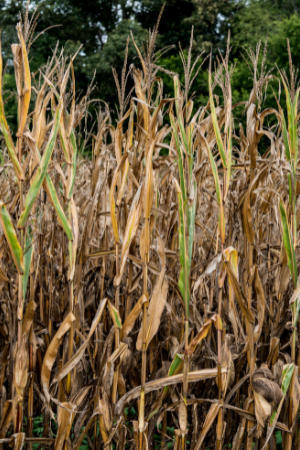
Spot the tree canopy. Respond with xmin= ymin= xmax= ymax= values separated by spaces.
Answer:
xmin=1 ymin=0 xmax=300 ymax=120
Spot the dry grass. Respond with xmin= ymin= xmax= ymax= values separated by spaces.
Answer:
xmin=0 ymin=6 xmax=300 ymax=450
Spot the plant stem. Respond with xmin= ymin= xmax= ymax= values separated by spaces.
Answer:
xmin=15 ymin=134 xmax=24 ymax=434
xmin=66 ymin=200 xmax=74 ymax=397
xmin=112 ymin=241 xmax=120 ymax=404
xmin=139 ymin=217 xmax=149 ymax=449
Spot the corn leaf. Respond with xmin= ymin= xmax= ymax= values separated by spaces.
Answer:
xmin=51 ymin=298 xmax=107 ymax=385
xmin=45 ymin=173 xmax=73 ymax=240
xmin=203 ymin=135 xmax=222 ymax=207
xmin=0 ymin=114 xmax=24 ymax=180
xmin=120 ymin=294 xmax=147 ymax=341
xmin=108 ymin=301 xmax=122 ymax=329
xmin=41 ymin=311 xmax=76 ymax=405
xmin=173 ymin=178 xmax=189 ymax=316
xmin=279 ymin=199 xmax=297 ymax=288
xmin=0 ymin=38 xmax=24 ymax=180
xmin=18 ymin=100 xmax=62 ymax=228
xmin=22 ymin=227 xmax=33 ymax=299
xmin=110 ymin=152 xmax=128 ymax=244
xmin=16 ymin=24 xmax=31 ymax=139
xmin=187 ymin=178 xmax=197 ymax=265
xmin=136 ymin=234 xmax=167 ymax=350
xmin=281 ymin=111 xmax=291 ymax=162
xmin=67 ymin=130 xmax=77 ymax=199
xmin=209 ymin=64 xmax=227 ymax=169
xmin=224 ymin=260 xmax=255 ymax=324
xmin=170 ymin=112 xmax=187 ymax=203
xmin=174 ymin=76 xmax=190 ymax=156
xmin=114 ymin=183 xmax=142 ymax=286
xmin=194 ymin=403 xmax=221 ymax=450
xmin=263 ymin=363 xmax=294 ymax=450
xmin=0 ymin=202 xmax=23 ymax=274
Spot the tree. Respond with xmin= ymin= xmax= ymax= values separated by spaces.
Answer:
xmin=136 ymin=0 xmax=235 ymax=53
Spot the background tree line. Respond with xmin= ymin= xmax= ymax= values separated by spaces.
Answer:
xmin=1 ymin=0 xmax=300 ymax=128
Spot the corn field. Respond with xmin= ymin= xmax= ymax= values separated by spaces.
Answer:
xmin=1 ymin=6 xmax=300 ymax=450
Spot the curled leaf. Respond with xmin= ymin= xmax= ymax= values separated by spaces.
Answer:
xmin=41 ymin=311 xmax=75 ymax=404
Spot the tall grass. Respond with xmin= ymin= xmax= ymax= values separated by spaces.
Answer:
xmin=0 ymin=5 xmax=300 ymax=450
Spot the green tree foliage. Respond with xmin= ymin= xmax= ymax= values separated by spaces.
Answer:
xmin=1 ymin=0 xmax=300 ymax=122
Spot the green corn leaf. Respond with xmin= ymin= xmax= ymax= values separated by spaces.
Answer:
xmin=18 ymin=100 xmax=62 ymax=228
xmin=168 ymin=353 xmax=184 ymax=377
xmin=45 ymin=173 xmax=73 ymax=240
xmin=163 ymin=354 xmax=184 ymax=395
xmin=58 ymin=125 xmax=71 ymax=164
xmin=202 ymin=131 xmax=225 ymax=244
xmin=293 ymin=292 xmax=300 ymax=329
xmin=25 ymin=133 xmax=73 ymax=241
xmin=208 ymin=68 xmax=227 ymax=169
xmin=266 ymin=362 xmax=294 ymax=450
xmin=108 ymin=301 xmax=122 ymax=328
xmin=281 ymin=363 xmax=294 ymax=395
xmin=148 ymin=353 xmax=184 ymax=420
xmin=270 ymin=363 xmax=295 ymax=425
xmin=173 ymin=178 xmax=189 ymax=317
xmin=58 ymin=106 xmax=72 ymax=165
xmin=281 ymin=111 xmax=291 ymax=163
xmin=279 ymin=199 xmax=297 ymax=289
xmin=281 ymin=79 xmax=294 ymax=153
xmin=288 ymin=173 xmax=292 ymax=206
xmin=292 ymin=87 xmax=300 ymax=165
xmin=0 ymin=202 xmax=24 ymax=274
xmin=187 ymin=178 xmax=197 ymax=266
xmin=280 ymin=74 xmax=300 ymax=168
xmin=22 ymin=227 xmax=33 ymax=299
xmin=170 ymin=113 xmax=187 ymax=203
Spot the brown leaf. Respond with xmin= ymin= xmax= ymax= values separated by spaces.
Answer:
xmin=242 ymin=166 xmax=268 ymax=245
xmin=194 ymin=403 xmax=221 ymax=450
xmin=0 ymin=401 xmax=12 ymax=438
xmin=120 ymin=294 xmax=147 ymax=341
xmin=136 ymin=233 xmax=167 ymax=350
xmin=187 ymin=314 xmax=221 ymax=357
xmin=22 ymin=299 xmax=37 ymax=340
xmin=41 ymin=311 xmax=76 ymax=404
xmin=224 ymin=260 xmax=255 ymax=324
xmin=54 ymin=402 xmax=77 ymax=450
xmin=115 ymin=367 xmax=227 ymax=415
xmin=98 ymin=388 xmax=113 ymax=435
xmin=0 ymin=265 xmax=9 ymax=282
xmin=114 ymin=183 xmax=143 ymax=286
xmin=51 ymin=299 xmax=107 ymax=386
xmin=12 ymin=433 xmax=25 ymax=450
xmin=253 ymin=390 xmax=272 ymax=435
xmin=242 ymin=266 xmax=265 ymax=354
